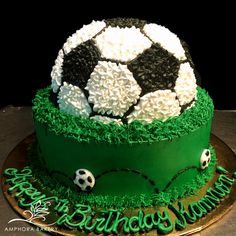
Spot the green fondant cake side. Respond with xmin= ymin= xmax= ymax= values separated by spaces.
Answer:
xmin=28 ymin=144 xmax=216 ymax=208
xmin=34 ymin=118 xmax=212 ymax=195
xmin=33 ymin=87 xmax=214 ymax=196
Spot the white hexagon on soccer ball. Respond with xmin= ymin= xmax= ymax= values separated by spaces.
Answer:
xmin=94 ymin=26 xmax=152 ymax=62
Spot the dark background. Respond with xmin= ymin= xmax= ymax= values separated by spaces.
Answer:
xmin=1 ymin=3 xmax=235 ymax=109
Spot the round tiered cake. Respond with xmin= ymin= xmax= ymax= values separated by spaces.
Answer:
xmin=3 ymin=17 xmax=236 ymax=236
xmin=33 ymin=18 xmax=214 ymax=197
xmin=16 ymin=18 xmax=235 ymax=235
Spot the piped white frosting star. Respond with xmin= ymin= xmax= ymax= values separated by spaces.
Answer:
xmin=91 ymin=115 xmax=122 ymax=124
xmin=58 ymin=82 xmax=92 ymax=118
xmin=94 ymin=26 xmax=152 ymax=62
xmin=127 ymin=90 xmax=181 ymax=123
xmin=63 ymin=20 xmax=106 ymax=54
xmin=86 ymin=61 xmax=141 ymax=117
xmin=174 ymin=62 xmax=197 ymax=106
xmin=51 ymin=49 xmax=64 ymax=93
xmin=143 ymin=23 xmax=186 ymax=60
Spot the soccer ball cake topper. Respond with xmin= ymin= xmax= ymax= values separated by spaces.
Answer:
xmin=51 ymin=18 xmax=197 ymax=124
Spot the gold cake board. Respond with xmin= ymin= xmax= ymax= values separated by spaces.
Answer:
xmin=1 ymin=134 xmax=236 ymax=236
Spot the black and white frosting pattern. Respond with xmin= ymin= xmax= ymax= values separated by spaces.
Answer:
xmin=143 ymin=24 xmax=186 ymax=61
xmin=51 ymin=18 xmax=198 ymax=124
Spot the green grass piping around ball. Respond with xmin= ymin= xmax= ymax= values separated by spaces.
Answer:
xmin=32 ymin=86 xmax=214 ymax=144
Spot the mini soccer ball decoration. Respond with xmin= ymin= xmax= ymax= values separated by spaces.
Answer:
xmin=200 ymin=149 xmax=211 ymax=169
xmin=73 ymin=169 xmax=95 ymax=191
xmin=51 ymin=18 xmax=197 ymax=124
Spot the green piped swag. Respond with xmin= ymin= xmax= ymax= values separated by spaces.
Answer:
xmin=4 ymin=166 xmax=235 ymax=235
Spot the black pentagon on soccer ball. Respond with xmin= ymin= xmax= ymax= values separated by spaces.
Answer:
xmin=105 ymin=18 xmax=147 ymax=29
xmin=79 ymin=178 xmax=85 ymax=185
xmin=79 ymin=170 xmax=86 ymax=175
xmin=127 ymin=43 xmax=180 ymax=96
xmin=87 ymin=176 xmax=92 ymax=183
xmin=62 ymin=40 xmax=101 ymax=89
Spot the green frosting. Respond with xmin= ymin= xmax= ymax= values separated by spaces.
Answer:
xmin=33 ymin=85 xmax=214 ymax=199
xmin=216 ymin=166 xmax=229 ymax=174
xmin=33 ymin=93 xmax=213 ymax=196
xmin=28 ymin=144 xmax=216 ymax=209
xmin=32 ymin=85 xmax=215 ymax=205
xmin=233 ymin=172 xmax=236 ymax=178
xmin=32 ymin=86 xmax=214 ymax=144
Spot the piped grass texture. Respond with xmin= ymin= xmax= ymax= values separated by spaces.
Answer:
xmin=32 ymin=86 xmax=214 ymax=144
xmin=28 ymin=144 xmax=216 ymax=209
